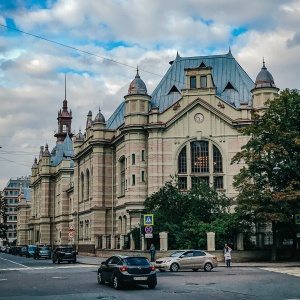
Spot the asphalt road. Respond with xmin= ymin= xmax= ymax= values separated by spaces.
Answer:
xmin=1 ymin=253 xmax=300 ymax=300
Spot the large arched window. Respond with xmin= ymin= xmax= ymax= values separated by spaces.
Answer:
xmin=177 ymin=140 xmax=224 ymax=190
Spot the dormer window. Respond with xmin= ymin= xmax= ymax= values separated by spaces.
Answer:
xmin=63 ymin=124 xmax=67 ymax=132
xmin=200 ymin=76 xmax=207 ymax=88
xmin=190 ymin=76 xmax=196 ymax=88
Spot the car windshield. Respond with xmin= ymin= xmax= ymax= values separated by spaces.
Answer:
xmin=41 ymin=247 xmax=49 ymax=251
xmin=124 ymin=257 xmax=150 ymax=266
xmin=169 ymin=251 xmax=186 ymax=257
xmin=28 ymin=246 xmax=37 ymax=251
xmin=21 ymin=247 xmax=27 ymax=251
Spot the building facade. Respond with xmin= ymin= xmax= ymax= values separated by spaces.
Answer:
xmin=21 ymin=51 xmax=279 ymax=251
xmin=1 ymin=176 xmax=31 ymax=246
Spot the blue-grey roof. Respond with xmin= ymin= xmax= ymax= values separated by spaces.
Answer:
xmin=107 ymin=51 xmax=255 ymax=130
xmin=50 ymin=134 xmax=74 ymax=167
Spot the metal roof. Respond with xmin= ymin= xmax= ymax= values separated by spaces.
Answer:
xmin=50 ymin=134 xmax=74 ymax=167
xmin=107 ymin=51 xmax=255 ymax=130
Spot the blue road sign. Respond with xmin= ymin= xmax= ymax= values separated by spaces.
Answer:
xmin=144 ymin=214 xmax=154 ymax=225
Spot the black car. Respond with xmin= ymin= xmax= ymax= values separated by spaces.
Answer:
xmin=52 ymin=246 xmax=76 ymax=264
xmin=34 ymin=246 xmax=52 ymax=259
xmin=11 ymin=246 xmax=22 ymax=255
xmin=97 ymin=255 xmax=157 ymax=290
xmin=19 ymin=246 xmax=28 ymax=257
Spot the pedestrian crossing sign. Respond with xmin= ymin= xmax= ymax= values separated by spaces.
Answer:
xmin=144 ymin=214 xmax=154 ymax=225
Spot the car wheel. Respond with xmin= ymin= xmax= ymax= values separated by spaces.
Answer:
xmin=68 ymin=261 xmax=71 ymax=264
xmin=148 ymin=283 xmax=156 ymax=289
xmin=204 ymin=263 xmax=213 ymax=272
xmin=97 ymin=271 xmax=105 ymax=284
xmin=113 ymin=275 xmax=121 ymax=290
xmin=192 ymin=269 xmax=199 ymax=272
xmin=159 ymin=269 xmax=165 ymax=272
xmin=170 ymin=263 xmax=179 ymax=272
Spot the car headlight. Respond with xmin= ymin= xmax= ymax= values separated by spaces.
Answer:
xmin=165 ymin=259 xmax=172 ymax=263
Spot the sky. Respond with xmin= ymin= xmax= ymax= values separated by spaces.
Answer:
xmin=0 ymin=0 xmax=300 ymax=190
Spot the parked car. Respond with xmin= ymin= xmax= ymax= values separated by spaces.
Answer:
xmin=26 ymin=245 xmax=38 ymax=258
xmin=155 ymin=250 xmax=217 ymax=272
xmin=34 ymin=246 xmax=51 ymax=259
xmin=97 ymin=255 xmax=157 ymax=290
xmin=52 ymin=246 xmax=76 ymax=264
xmin=11 ymin=246 xmax=22 ymax=256
xmin=19 ymin=246 xmax=28 ymax=256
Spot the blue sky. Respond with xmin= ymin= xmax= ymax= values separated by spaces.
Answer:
xmin=0 ymin=0 xmax=299 ymax=189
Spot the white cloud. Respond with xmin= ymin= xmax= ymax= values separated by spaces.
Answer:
xmin=0 ymin=0 xmax=299 ymax=189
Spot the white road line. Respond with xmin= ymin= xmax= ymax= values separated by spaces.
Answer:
xmin=260 ymin=267 xmax=300 ymax=278
xmin=0 ymin=257 xmax=28 ymax=268
xmin=0 ymin=279 xmax=8 ymax=281
xmin=0 ymin=264 xmax=96 ymax=271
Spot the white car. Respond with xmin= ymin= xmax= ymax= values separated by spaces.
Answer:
xmin=155 ymin=250 xmax=217 ymax=272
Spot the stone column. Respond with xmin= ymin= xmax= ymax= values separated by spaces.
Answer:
xmin=102 ymin=235 xmax=107 ymax=249
xmin=159 ymin=231 xmax=168 ymax=251
xmin=236 ymin=233 xmax=244 ymax=250
xmin=141 ymin=234 xmax=146 ymax=251
xmin=207 ymin=232 xmax=215 ymax=251
xmin=110 ymin=235 xmax=115 ymax=249
xmin=120 ymin=235 xmax=125 ymax=249
xmin=130 ymin=234 xmax=135 ymax=250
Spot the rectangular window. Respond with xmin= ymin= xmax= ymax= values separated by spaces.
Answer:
xmin=132 ymin=175 xmax=136 ymax=186
xmin=200 ymin=76 xmax=207 ymax=88
xmin=141 ymin=171 xmax=145 ymax=182
xmin=132 ymin=154 xmax=135 ymax=165
xmin=214 ymin=176 xmax=224 ymax=189
xmin=178 ymin=177 xmax=187 ymax=190
xmin=141 ymin=150 xmax=145 ymax=161
xmin=190 ymin=76 xmax=196 ymax=88
xmin=191 ymin=176 xmax=209 ymax=188
xmin=191 ymin=141 xmax=209 ymax=173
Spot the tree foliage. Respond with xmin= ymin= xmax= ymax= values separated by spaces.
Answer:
xmin=143 ymin=178 xmax=241 ymax=249
xmin=232 ymin=89 xmax=300 ymax=247
xmin=0 ymin=193 xmax=8 ymax=242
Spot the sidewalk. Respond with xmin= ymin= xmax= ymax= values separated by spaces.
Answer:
xmin=76 ymin=255 xmax=300 ymax=268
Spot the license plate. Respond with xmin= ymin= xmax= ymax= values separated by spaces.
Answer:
xmin=133 ymin=277 xmax=147 ymax=281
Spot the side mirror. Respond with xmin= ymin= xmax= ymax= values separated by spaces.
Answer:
xmin=101 ymin=261 xmax=106 ymax=265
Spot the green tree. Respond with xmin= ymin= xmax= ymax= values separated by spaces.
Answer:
xmin=0 ymin=193 xmax=8 ymax=244
xmin=143 ymin=178 xmax=237 ymax=249
xmin=232 ymin=89 xmax=300 ymax=259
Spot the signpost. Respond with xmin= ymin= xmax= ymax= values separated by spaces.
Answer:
xmin=68 ymin=225 xmax=75 ymax=246
xmin=144 ymin=214 xmax=154 ymax=226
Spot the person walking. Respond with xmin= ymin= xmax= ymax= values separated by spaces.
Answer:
xmin=149 ymin=244 xmax=156 ymax=262
xmin=224 ymin=245 xmax=232 ymax=268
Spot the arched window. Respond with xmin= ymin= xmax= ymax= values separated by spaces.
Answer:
xmin=177 ymin=140 xmax=224 ymax=190
xmin=118 ymin=216 xmax=122 ymax=234
xmin=123 ymin=216 xmax=127 ymax=234
xmin=81 ymin=172 xmax=84 ymax=201
xmin=119 ymin=156 xmax=125 ymax=197
xmin=86 ymin=169 xmax=90 ymax=201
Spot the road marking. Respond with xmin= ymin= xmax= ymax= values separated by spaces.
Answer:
xmin=260 ymin=267 xmax=300 ymax=278
xmin=0 ymin=279 xmax=8 ymax=281
xmin=0 ymin=257 xmax=28 ymax=268
xmin=0 ymin=264 xmax=96 ymax=271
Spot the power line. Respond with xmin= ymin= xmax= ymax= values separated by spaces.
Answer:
xmin=0 ymin=156 xmax=32 ymax=168
xmin=0 ymin=23 xmax=167 ymax=80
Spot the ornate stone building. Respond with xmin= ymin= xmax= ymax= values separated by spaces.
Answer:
xmin=20 ymin=51 xmax=279 ymax=251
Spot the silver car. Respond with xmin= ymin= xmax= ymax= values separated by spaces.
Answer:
xmin=155 ymin=250 xmax=217 ymax=272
